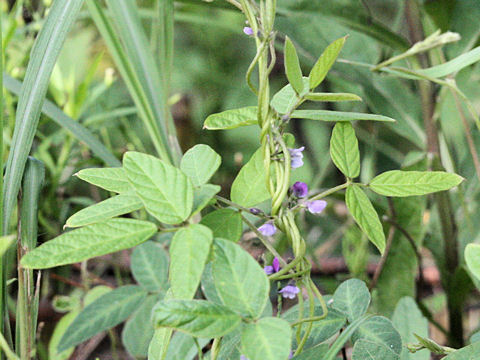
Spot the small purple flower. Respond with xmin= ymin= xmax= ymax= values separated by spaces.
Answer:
xmin=292 ymin=181 xmax=308 ymax=198
xmin=240 ymin=356 xmax=249 ymax=360
xmin=306 ymin=200 xmax=327 ymax=214
xmin=289 ymin=146 xmax=305 ymax=169
xmin=279 ymin=285 xmax=300 ymax=299
xmin=264 ymin=257 xmax=281 ymax=275
xmin=243 ymin=27 xmax=254 ymax=36
xmin=258 ymin=221 xmax=277 ymax=236
xmin=289 ymin=351 xmax=293 ymax=359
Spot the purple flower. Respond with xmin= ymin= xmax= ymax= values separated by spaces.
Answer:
xmin=264 ymin=257 xmax=281 ymax=275
xmin=240 ymin=356 xmax=249 ymax=360
xmin=258 ymin=221 xmax=277 ymax=236
xmin=306 ymin=200 xmax=327 ymax=214
xmin=289 ymin=351 xmax=293 ymax=359
xmin=292 ymin=181 xmax=308 ymax=198
xmin=279 ymin=285 xmax=300 ymax=299
xmin=243 ymin=27 xmax=254 ymax=36
xmin=289 ymin=147 xmax=305 ymax=169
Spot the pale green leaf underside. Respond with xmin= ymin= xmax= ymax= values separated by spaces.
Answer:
xmin=284 ymin=37 xmax=304 ymax=94
xmin=122 ymin=295 xmax=159 ymax=357
xmin=200 ymin=208 xmax=243 ymax=243
xmin=346 ymin=185 xmax=386 ymax=254
xmin=153 ymin=300 xmax=241 ymax=338
xmin=192 ymin=184 xmax=221 ymax=216
xmin=291 ymin=110 xmax=395 ymax=122
xmin=352 ymin=316 xmax=402 ymax=358
xmin=131 ymin=241 xmax=169 ymax=293
xmin=465 ymin=244 xmax=480 ymax=281
xmin=271 ymin=77 xmax=309 ymax=114
xmin=65 ymin=193 xmax=143 ymax=228
xmin=231 ymin=149 xmax=270 ymax=207
xmin=123 ymin=151 xmax=193 ymax=224
xmin=352 ymin=339 xmax=399 ymax=360
xmin=21 ymin=218 xmax=157 ymax=269
xmin=58 ymin=285 xmax=147 ymax=351
xmin=241 ymin=317 xmax=292 ymax=360
xmin=306 ymin=92 xmax=362 ymax=102
xmin=165 ymin=332 xmax=210 ymax=360
xmin=330 ymin=122 xmax=360 ymax=178
xmin=332 ymin=279 xmax=371 ymax=323
xmin=309 ymin=36 xmax=346 ymax=89
xmin=76 ymin=167 xmax=131 ymax=193
xmin=443 ymin=342 xmax=480 ymax=359
xmin=180 ymin=144 xmax=221 ymax=187
xmin=212 ymin=238 xmax=269 ymax=319
xmin=392 ymin=297 xmax=429 ymax=360
xmin=203 ymin=106 xmax=258 ymax=130
xmin=369 ymin=170 xmax=463 ymax=197
xmin=169 ymin=224 xmax=213 ymax=299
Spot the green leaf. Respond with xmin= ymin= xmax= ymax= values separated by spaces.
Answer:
xmin=231 ymin=149 xmax=270 ymax=208
xmin=49 ymin=310 xmax=79 ymax=360
xmin=332 ymin=279 xmax=370 ymax=323
xmin=241 ymin=317 xmax=292 ymax=360
xmin=201 ymin=209 xmax=242 ymax=243
xmin=122 ymin=295 xmax=159 ymax=358
xmin=323 ymin=315 xmax=372 ymax=360
xmin=282 ymin=303 xmax=346 ymax=348
xmin=330 ymin=122 xmax=360 ymax=178
xmin=131 ymin=241 xmax=169 ymax=293
xmin=346 ymin=185 xmax=386 ymax=254
xmin=309 ymin=36 xmax=346 ymax=89
xmin=271 ymin=78 xmax=309 ymax=114
xmin=21 ymin=219 xmax=157 ymax=269
xmin=443 ymin=342 xmax=480 ymax=359
xmin=169 ymin=224 xmax=213 ymax=299
xmin=58 ymin=285 xmax=147 ymax=351
xmin=369 ymin=171 xmax=463 ymax=197
xmin=165 ymin=332 xmax=210 ymax=360
xmin=352 ymin=316 xmax=402 ymax=359
xmin=352 ymin=339 xmax=399 ymax=360
xmin=3 ymin=0 xmax=85 ymax=232
xmin=123 ymin=151 xmax=193 ymax=224
xmin=416 ymin=46 xmax=480 ymax=79
xmin=153 ymin=299 xmax=241 ymax=338
xmin=290 ymin=344 xmax=329 ymax=359
xmin=75 ymin=167 xmax=131 ymax=193
xmin=305 ymin=92 xmax=362 ymax=102
xmin=291 ymin=110 xmax=395 ymax=122
xmin=49 ymin=286 xmax=112 ymax=360
xmin=284 ymin=37 xmax=304 ymax=94
xmin=192 ymin=184 xmax=221 ymax=215
xmin=65 ymin=193 xmax=143 ymax=228
xmin=392 ymin=297 xmax=429 ymax=360
xmin=200 ymin=263 xmax=223 ymax=305
xmin=4 ymin=75 xmax=120 ymax=167
xmin=465 ymin=243 xmax=480 ymax=281
xmin=342 ymin=225 xmax=369 ymax=277
xmin=180 ymin=144 xmax=221 ymax=187
xmin=211 ymin=238 xmax=269 ymax=319
xmin=203 ymin=106 xmax=258 ymax=130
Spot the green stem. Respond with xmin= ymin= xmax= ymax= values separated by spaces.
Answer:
xmin=215 ymin=195 xmax=266 ymax=218
xmin=0 ymin=331 xmax=19 ymax=360
xmin=210 ymin=338 xmax=221 ymax=360
xmin=240 ymin=214 xmax=286 ymax=267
